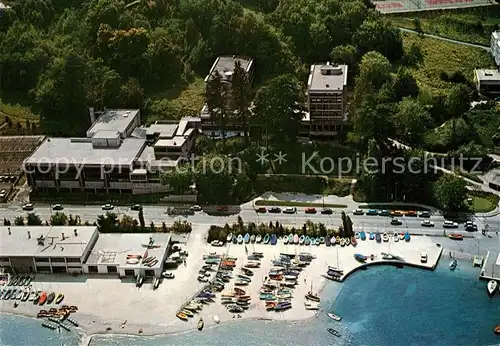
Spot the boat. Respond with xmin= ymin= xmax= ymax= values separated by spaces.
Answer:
xmin=24 ymin=277 xmax=32 ymax=286
xmin=404 ymin=231 xmax=410 ymax=242
xmin=383 ymin=233 xmax=389 ymax=242
xmin=47 ymin=292 xmax=55 ymax=304
xmin=351 ymin=236 xmax=357 ymax=246
xmin=263 ymin=234 xmax=270 ymax=244
xmin=153 ymin=277 xmax=161 ymax=290
xmin=283 ymin=236 xmax=289 ymax=245
xmin=293 ymin=234 xmax=299 ymax=244
xmin=250 ymin=234 xmax=256 ymax=243
xmin=448 ymin=233 xmax=463 ymax=240
xmin=304 ymin=301 xmax=320 ymax=310
xmin=305 ymin=292 xmax=320 ymax=302
xmin=42 ymin=321 xmax=58 ymax=330
xmin=55 ymin=293 xmax=64 ymax=304
xmin=237 ymin=234 xmax=243 ymax=244
xmin=340 ymin=238 xmax=345 ymax=247
xmin=325 ymin=236 xmax=331 ymax=247
xmin=394 ymin=232 xmax=399 ymax=242
xmin=287 ymin=234 xmax=293 ymax=243
xmin=126 ymin=259 xmax=139 ymax=264
xmin=399 ymin=232 xmax=405 ymax=240
xmin=181 ymin=309 xmax=194 ymax=317
xmin=487 ymin=280 xmax=498 ymax=297
xmin=327 ymin=328 xmax=341 ymax=337
xmin=449 ymin=259 xmax=457 ymax=271
xmin=135 ymin=275 xmax=144 ymax=287
xmin=177 ymin=312 xmax=188 ymax=321
xmin=244 ymin=233 xmax=250 ymax=244
xmin=274 ymin=301 xmax=292 ymax=311
xmin=33 ymin=291 xmax=41 ymax=304
xmin=331 ymin=236 xmax=336 ymax=245
xmin=305 ymin=236 xmax=311 ymax=246
xmin=197 ymin=317 xmax=204 ymax=331
xmin=232 ymin=236 xmax=238 ymax=244
xmin=38 ymin=292 xmax=47 ymax=305
xmin=360 ymin=231 xmax=366 ymax=241
xmin=327 ymin=312 xmax=342 ymax=321
xmin=354 ymin=253 xmax=367 ymax=262
xmin=355 ymin=232 xmax=360 ymax=239
xmin=345 ymin=238 xmax=351 ymax=246
xmin=299 ymin=235 xmax=305 ymax=245
xmin=256 ymin=235 xmax=262 ymax=243
xmin=375 ymin=232 xmax=381 ymax=242
xmin=494 ymin=324 xmax=500 ymax=335
xmin=271 ymin=234 xmax=277 ymax=245
xmin=213 ymin=315 xmax=220 ymax=324
xmin=227 ymin=233 xmax=233 ymax=242
xmin=369 ymin=232 xmax=375 ymax=240
xmin=21 ymin=290 xmax=29 ymax=301
xmin=319 ymin=237 xmax=325 ymax=244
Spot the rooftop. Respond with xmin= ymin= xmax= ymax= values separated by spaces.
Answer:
xmin=205 ymin=56 xmax=254 ymax=82
xmin=26 ymin=137 xmax=146 ymax=166
xmin=85 ymin=233 xmax=171 ymax=270
xmin=475 ymin=69 xmax=500 ymax=82
xmin=146 ymin=124 xmax=178 ymax=138
xmin=0 ymin=226 xmax=97 ymax=258
xmin=93 ymin=130 xmax=120 ymax=139
xmin=87 ymin=109 xmax=140 ymax=137
xmin=308 ymin=63 xmax=348 ymax=92
xmin=136 ymin=146 xmax=180 ymax=170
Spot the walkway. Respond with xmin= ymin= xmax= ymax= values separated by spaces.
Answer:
xmin=398 ymin=27 xmax=491 ymax=51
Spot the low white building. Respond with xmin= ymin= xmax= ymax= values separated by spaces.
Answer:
xmin=492 ymin=31 xmax=500 ymax=67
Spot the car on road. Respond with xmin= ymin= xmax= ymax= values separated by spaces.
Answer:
xmin=465 ymin=221 xmax=477 ymax=232
xmin=419 ymin=211 xmax=430 ymax=218
xmin=0 ymin=189 xmax=7 ymax=200
xmin=268 ymin=207 xmax=281 ymax=213
xmin=131 ymin=204 xmax=143 ymax=211
xmin=366 ymin=209 xmax=378 ymax=216
xmin=391 ymin=210 xmax=404 ymax=217
xmin=256 ymin=207 xmax=267 ymax=213
xmin=353 ymin=209 xmax=364 ymax=215
xmin=379 ymin=210 xmax=390 ymax=216
xmin=210 ymin=240 xmax=224 ymax=247
xmin=102 ymin=204 xmax=114 ymax=211
xmin=283 ymin=207 xmax=297 ymax=214
xmin=162 ymin=272 xmax=175 ymax=279
xmin=321 ymin=208 xmax=333 ymax=215
xmin=420 ymin=252 xmax=428 ymax=263
xmin=22 ymin=203 xmax=34 ymax=211
xmin=52 ymin=204 xmax=64 ymax=211
xmin=305 ymin=207 xmax=317 ymax=214
xmin=421 ymin=220 xmax=434 ymax=227
xmin=443 ymin=220 xmax=459 ymax=228
xmin=190 ymin=205 xmax=202 ymax=212
xmin=390 ymin=218 xmax=402 ymax=226
xmin=406 ymin=210 xmax=417 ymax=217
xmin=216 ymin=206 xmax=228 ymax=212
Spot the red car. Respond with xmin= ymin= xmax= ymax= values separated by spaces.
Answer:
xmin=305 ymin=207 xmax=317 ymax=214
xmin=216 ymin=206 xmax=229 ymax=212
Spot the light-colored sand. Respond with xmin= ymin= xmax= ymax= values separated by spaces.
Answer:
xmin=0 ymin=229 xmax=442 ymax=341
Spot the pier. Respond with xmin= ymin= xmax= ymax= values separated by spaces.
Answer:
xmin=479 ymin=251 xmax=500 ymax=281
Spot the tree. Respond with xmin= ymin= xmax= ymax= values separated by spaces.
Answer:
xmin=354 ymin=18 xmax=404 ymax=62
xmin=150 ymin=221 xmax=155 ymax=232
xmin=393 ymin=68 xmax=419 ymax=101
xmin=138 ymin=209 xmax=145 ymax=229
xmin=205 ymin=71 xmax=230 ymax=144
xmin=393 ymin=98 xmax=432 ymax=143
xmin=27 ymin=213 xmax=43 ymax=226
xmin=355 ymin=51 xmax=392 ymax=97
xmin=253 ymin=74 xmax=305 ymax=146
xmin=432 ymin=174 xmax=467 ymax=211
xmin=445 ymin=84 xmax=471 ymax=117
xmin=97 ymin=213 xmax=119 ymax=233
xmin=14 ymin=216 xmax=25 ymax=226
xmin=330 ymin=44 xmax=357 ymax=68
xmin=232 ymin=61 xmax=252 ymax=145
xmin=120 ymin=215 xmax=138 ymax=232
xmin=161 ymin=166 xmax=193 ymax=194
xmin=50 ymin=212 xmax=68 ymax=226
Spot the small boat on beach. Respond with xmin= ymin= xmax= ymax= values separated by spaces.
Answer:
xmin=283 ymin=236 xmax=289 ymax=245
xmin=449 ymin=259 xmax=457 ymax=271
xmin=404 ymin=231 xmax=410 ymax=242
xmin=351 ymin=236 xmax=357 ymax=247
xmin=487 ymin=280 xmax=498 ymax=297
xmin=399 ymin=232 xmax=405 ymax=240
xmin=181 ymin=309 xmax=194 ymax=317
xmin=494 ymin=324 xmax=500 ymax=335
xmin=375 ymin=232 xmax=381 ymax=243
xmin=305 ymin=236 xmax=311 ymax=246
xmin=288 ymin=234 xmax=293 ymax=243
xmin=394 ymin=232 xmax=399 ymax=242
xmin=319 ymin=237 xmax=325 ymax=244
xmin=360 ymin=231 xmax=366 ymax=241
xmin=325 ymin=236 xmax=331 ymax=247
xmin=55 ymin=293 xmax=64 ymax=304
xmin=271 ymin=234 xmax=277 ymax=245
xmin=177 ymin=312 xmax=188 ymax=321
xmin=345 ymin=238 xmax=350 ymax=246
xmin=38 ymin=292 xmax=47 ymax=305
xmin=299 ymin=235 xmax=305 ymax=245
xmin=305 ymin=292 xmax=320 ymax=302
xmin=250 ymin=234 xmax=256 ymax=243
xmin=327 ymin=312 xmax=342 ymax=321
xmin=263 ymin=234 xmax=270 ymax=244
xmin=369 ymin=232 xmax=375 ymax=240
xmin=331 ymin=236 xmax=336 ymax=245
xmin=213 ymin=315 xmax=220 ymax=324
xmin=354 ymin=253 xmax=367 ymax=262
xmin=46 ymin=292 xmax=55 ymax=304
xmin=244 ymin=233 xmax=250 ymax=244
xmin=237 ymin=234 xmax=243 ymax=244
xmin=327 ymin=328 xmax=341 ymax=337
xmin=382 ymin=233 xmax=389 ymax=242
xmin=355 ymin=232 xmax=360 ymax=239
xmin=256 ymin=235 xmax=262 ymax=243
xmin=197 ymin=317 xmax=204 ymax=331
xmin=227 ymin=233 xmax=233 ymax=242
xmin=293 ymin=234 xmax=299 ymax=244
xmin=304 ymin=301 xmax=320 ymax=310
xmin=340 ymin=238 xmax=345 ymax=247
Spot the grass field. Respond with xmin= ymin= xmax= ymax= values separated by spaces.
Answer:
xmin=253 ymin=200 xmax=347 ymax=208
xmin=389 ymin=6 xmax=500 ymax=46
xmin=402 ymin=33 xmax=495 ymax=96
xmin=467 ymin=195 xmax=496 ymax=213
xmin=0 ymin=97 xmax=39 ymax=124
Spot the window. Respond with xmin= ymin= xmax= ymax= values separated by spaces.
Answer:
xmin=145 ymin=270 xmax=155 ymax=277
xmin=88 ymin=266 xmax=98 ymax=273
xmin=107 ymin=266 xmax=117 ymax=273
xmin=51 ymin=258 xmax=65 ymax=263
xmin=124 ymin=269 xmax=134 ymax=276
xmin=36 ymin=266 xmax=51 ymax=273
xmin=0 ymin=257 xmax=9 ymax=262
xmin=36 ymin=257 xmax=49 ymax=262
xmin=66 ymin=258 xmax=81 ymax=263
xmin=52 ymin=266 xmax=67 ymax=274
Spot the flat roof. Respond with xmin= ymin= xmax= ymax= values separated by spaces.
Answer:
xmin=308 ymin=64 xmax=348 ymax=92
xmin=85 ymin=233 xmax=170 ymax=270
xmin=87 ymin=109 xmax=139 ymax=136
xmin=205 ymin=56 xmax=253 ymax=82
xmin=0 ymin=226 xmax=97 ymax=258
xmin=26 ymin=137 xmax=146 ymax=166
xmin=155 ymin=137 xmax=187 ymax=148
xmin=146 ymin=124 xmax=178 ymax=138
xmin=93 ymin=130 xmax=120 ymax=139
xmin=475 ymin=69 xmax=500 ymax=82
xmin=136 ymin=146 xmax=179 ymax=169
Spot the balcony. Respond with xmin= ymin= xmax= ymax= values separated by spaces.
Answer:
xmin=83 ymin=181 xmax=105 ymax=189
xmin=59 ymin=180 xmax=81 ymax=189
xmin=109 ymin=181 xmax=134 ymax=189
xmin=35 ymin=180 xmax=56 ymax=188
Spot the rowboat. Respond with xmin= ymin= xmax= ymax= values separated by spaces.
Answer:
xmin=55 ymin=293 xmax=64 ymax=304
xmin=487 ymin=280 xmax=498 ymax=297
xmin=250 ymin=234 xmax=256 ymax=243
xmin=331 ymin=236 xmax=336 ymax=245
xmin=283 ymin=236 xmax=289 ymax=245
xmin=177 ymin=312 xmax=188 ymax=321
xmin=293 ymin=234 xmax=299 ymax=244
xmin=305 ymin=236 xmax=311 ymax=246
xmin=325 ymin=236 xmax=331 ymax=247
xmin=327 ymin=328 xmax=341 ymax=337
xmin=345 ymin=238 xmax=350 ymax=246
xmin=237 ymin=234 xmax=243 ymax=244
xmin=336 ymin=236 xmax=340 ymax=244
xmin=376 ymin=232 xmax=381 ymax=242
xmin=354 ymin=253 xmax=367 ymax=262
xmin=299 ymin=235 xmax=305 ymax=245
xmin=38 ymin=292 xmax=47 ymax=305
xmin=244 ymin=233 xmax=250 ymax=244
xmin=360 ymin=231 xmax=366 ymax=241
xmin=383 ymin=233 xmax=389 ymax=242
xmin=213 ymin=315 xmax=220 ymax=324
xmin=404 ymin=231 xmax=410 ymax=242
xmin=271 ymin=234 xmax=277 ymax=245
xmin=288 ymin=234 xmax=294 ymax=243
xmin=256 ymin=234 xmax=262 ymax=243
xmin=197 ymin=317 xmax=204 ymax=331
xmin=369 ymin=232 xmax=375 ymax=240
xmin=181 ymin=309 xmax=194 ymax=317
xmin=47 ymin=292 xmax=55 ymax=304
xmin=399 ymin=232 xmax=405 ymax=240
xmin=393 ymin=232 xmax=399 ymax=242
xmin=227 ymin=233 xmax=233 ymax=242
xmin=351 ymin=236 xmax=357 ymax=246
xmin=263 ymin=234 xmax=270 ymax=244
xmin=327 ymin=312 xmax=342 ymax=321
xmin=340 ymin=238 xmax=345 ymax=247
xmin=319 ymin=237 xmax=325 ymax=244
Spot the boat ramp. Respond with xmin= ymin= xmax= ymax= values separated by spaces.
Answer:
xmin=479 ymin=251 xmax=500 ymax=281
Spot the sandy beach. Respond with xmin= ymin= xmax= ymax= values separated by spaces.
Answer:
xmin=0 ymin=221 xmax=447 ymax=345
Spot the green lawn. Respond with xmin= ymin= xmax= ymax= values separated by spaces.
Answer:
xmin=389 ymin=6 xmax=500 ymax=46
xmin=466 ymin=195 xmax=497 ymax=213
xmin=358 ymin=204 xmax=430 ymax=211
xmin=254 ymin=200 xmax=347 ymax=208
xmin=0 ymin=97 xmax=39 ymax=123
xmin=402 ymin=34 xmax=495 ymax=96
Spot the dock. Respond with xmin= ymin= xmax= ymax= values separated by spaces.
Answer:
xmin=479 ymin=251 xmax=500 ymax=281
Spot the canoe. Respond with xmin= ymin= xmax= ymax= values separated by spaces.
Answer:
xmin=250 ymin=234 xmax=256 ymax=243
xmin=47 ymin=292 xmax=55 ymax=304
xmin=244 ymin=233 xmax=250 ymax=244
xmin=213 ymin=315 xmax=220 ymax=324
xmin=331 ymin=236 xmax=336 ymax=245
xmin=38 ymin=292 xmax=47 ymax=305
xmin=299 ymin=235 xmax=305 ymax=244
xmin=271 ymin=234 xmax=277 ymax=245
xmin=305 ymin=236 xmax=311 ymax=245
xmin=263 ymin=234 xmax=270 ymax=244
xmin=293 ymin=234 xmax=299 ymax=244
xmin=327 ymin=312 xmax=342 ymax=321
xmin=256 ymin=235 xmax=262 ymax=243
xmin=325 ymin=236 xmax=331 ymax=247
xmin=237 ymin=234 xmax=243 ymax=244
xmin=177 ymin=312 xmax=188 ymax=321
xmin=227 ymin=233 xmax=233 ymax=242
xmin=197 ymin=317 xmax=204 ymax=331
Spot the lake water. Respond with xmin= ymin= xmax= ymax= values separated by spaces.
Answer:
xmin=1 ymin=260 xmax=499 ymax=346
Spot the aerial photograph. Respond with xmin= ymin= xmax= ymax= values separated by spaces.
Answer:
xmin=0 ymin=0 xmax=499 ymax=345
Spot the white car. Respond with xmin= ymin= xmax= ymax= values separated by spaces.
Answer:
xmin=443 ymin=220 xmax=459 ymax=228
xmin=101 ymin=204 xmax=114 ymax=211
xmin=162 ymin=272 xmax=175 ymax=279
xmin=283 ymin=207 xmax=297 ymax=214
xmin=211 ymin=240 xmax=224 ymax=247
xmin=421 ymin=220 xmax=435 ymax=227
xmin=420 ymin=252 xmax=428 ymax=263
xmin=22 ymin=203 xmax=34 ymax=211
xmin=190 ymin=205 xmax=202 ymax=212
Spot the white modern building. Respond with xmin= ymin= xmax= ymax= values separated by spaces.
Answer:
xmin=0 ymin=226 xmax=98 ymax=274
xmin=492 ymin=31 xmax=500 ymax=67
xmin=475 ymin=69 xmax=500 ymax=96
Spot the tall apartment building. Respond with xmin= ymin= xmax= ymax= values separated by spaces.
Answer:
xmin=492 ymin=31 xmax=500 ymax=67
xmin=306 ymin=63 xmax=348 ymax=138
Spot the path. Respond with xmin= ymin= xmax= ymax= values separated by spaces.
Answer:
xmin=398 ymin=27 xmax=491 ymax=51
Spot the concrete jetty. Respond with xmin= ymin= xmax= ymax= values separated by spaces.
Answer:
xmin=479 ymin=251 xmax=500 ymax=281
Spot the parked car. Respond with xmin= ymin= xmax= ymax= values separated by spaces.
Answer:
xmin=256 ymin=207 xmax=267 ymax=213
xmin=162 ymin=272 xmax=175 ymax=279
xmin=406 ymin=210 xmax=417 ymax=217
xmin=22 ymin=203 xmax=34 ymax=211
xmin=353 ymin=209 xmax=364 ymax=215
xmin=465 ymin=221 xmax=477 ymax=232
xmin=101 ymin=204 xmax=114 ymax=211
xmin=52 ymin=204 xmax=64 ymax=211
xmin=320 ymin=208 xmax=333 ymax=215
xmin=420 ymin=252 xmax=428 ymax=263
xmin=421 ymin=220 xmax=435 ymax=227
xmin=190 ymin=205 xmax=202 ymax=212
xmin=419 ymin=211 xmax=431 ymax=218
xmin=211 ymin=240 xmax=224 ymax=247
xmin=0 ymin=189 xmax=7 ymax=200
xmin=216 ymin=206 xmax=228 ymax=212
xmin=366 ymin=209 xmax=378 ymax=216
xmin=390 ymin=218 xmax=402 ymax=226
xmin=379 ymin=210 xmax=390 ymax=216
xmin=283 ymin=207 xmax=297 ymax=214
xmin=131 ymin=204 xmax=143 ymax=211
xmin=305 ymin=207 xmax=317 ymax=214
xmin=443 ymin=220 xmax=459 ymax=228
xmin=268 ymin=207 xmax=281 ymax=213
xmin=391 ymin=210 xmax=404 ymax=217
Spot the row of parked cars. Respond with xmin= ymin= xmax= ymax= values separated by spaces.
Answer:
xmin=353 ymin=209 xmax=431 ymax=218
xmin=255 ymin=206 xmax=334 ymax=215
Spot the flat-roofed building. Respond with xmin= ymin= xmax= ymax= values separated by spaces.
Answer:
xmin=475 ymin=69 xmax=500 ymax=96
xmin=0 ymin=226 xmax=98 ymax=274
xmin=492 ymin=31 xmax=500 ymax=67
xmin=87 ymin=109 xmax=141 ymax=139
xmin=306 ymin=63 xmax=348 ymax=138
xmin=84 ymin=233 xmax=171 ymax=277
